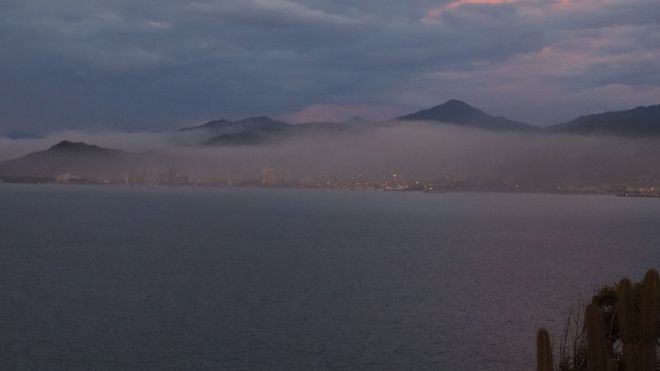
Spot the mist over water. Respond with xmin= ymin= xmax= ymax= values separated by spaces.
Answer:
xmin=1 ymin=185 xmax=659 ymax=370
xmin=2 ymin=122 xmax=659 ymax=187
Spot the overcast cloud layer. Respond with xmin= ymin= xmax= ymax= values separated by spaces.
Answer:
xmin=1 ymin=0 xmax=660 ymax=132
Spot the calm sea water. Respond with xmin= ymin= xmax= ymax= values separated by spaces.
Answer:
xmin=1 ymin=184 xmax=659 ymax=370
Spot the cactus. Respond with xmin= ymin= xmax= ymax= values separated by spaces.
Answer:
xmin=585 ymin=301 xmax=611 ymax=371
xmin=538 ymin=269 xmax=658 ymax=371
xmin=639 ymin=269 xmax=658 ymax=371
xmin=537 ymin=328 xmax=555 ymax=371
xmin=617 ymin=278 xmax=638 ymax=371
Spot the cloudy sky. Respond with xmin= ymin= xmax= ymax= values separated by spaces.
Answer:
xmin=1 ymin=0 xmax=659 ymax=132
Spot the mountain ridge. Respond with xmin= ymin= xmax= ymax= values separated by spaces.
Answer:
xmin=549 ymin=103 xmax=660 ymax=136
xmin=178 ymin=117 xmax=289 ymax=132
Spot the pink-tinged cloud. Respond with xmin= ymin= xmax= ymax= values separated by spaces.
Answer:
xmin=285 ymin=104 xmax=403 ymax=124
xmin=446 ymin=0 xmax=513 ymax=9
xmin=424 ymin=0 xmax=514 ymax=20
xmin=422 ymin=29 xmax=660 ymax=124
xmin=424 ymin=0 xmax=606 ymax=22
xmin=549 ymin=0 xmax=604 ymax=12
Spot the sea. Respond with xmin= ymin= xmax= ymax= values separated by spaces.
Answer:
xmin=1 ymin=184 xmax=659 ymax=370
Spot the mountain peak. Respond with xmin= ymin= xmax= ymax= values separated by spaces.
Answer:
xmin=177 ymin=119 xmax=233 ymax=131
xmin=237 ymin=116 xmax=288 ymax=126
xmin=51 ymin=140 xmax=97 ymax=150
xmin=397 ymin=100 xmax=536 ymax=132
xmin=427 ymin=99 xmax=486 ymax=118
xmin=178 ymin=116 xmax=289 ymax=132
xmin=47 ymin=141 xmax=123 ymax=156
xmin=441 ymin=99 xmax=474 ymax=108
xmin=239 ymin=116 xmax=274 ymax=121
xmin=398 ymin=99 xmax=488 ymax=123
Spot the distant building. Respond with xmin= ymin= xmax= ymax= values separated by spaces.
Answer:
xmin=158 ymin=168 xmax=189 ymax=185
xmin=55 ymin=173 xmax=80 ymax=183
xmin=261 ymin=168 xmax=278 ymax=185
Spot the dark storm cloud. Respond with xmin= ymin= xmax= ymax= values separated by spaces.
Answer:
xmin=1 ymin=0 xmax=659 ymax=132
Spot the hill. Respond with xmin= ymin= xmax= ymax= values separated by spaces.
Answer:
xmin=178 ymin=117 xmax=289 ymax=133
xmin=550 ymin=104 xmax=660 ymax=136
xmin=397 ymin=99 xmax=538 ymax=132
xmin=0 ymin=141 xmax=139 ymax=179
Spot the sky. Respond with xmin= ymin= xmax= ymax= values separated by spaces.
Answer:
xmin=1 ymin=0 xmax=660 ymax=132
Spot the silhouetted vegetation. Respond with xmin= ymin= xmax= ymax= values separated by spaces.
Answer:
xmin=538 ymin=269 xmax=659 ymax=371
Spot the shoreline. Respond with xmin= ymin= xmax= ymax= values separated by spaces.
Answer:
xmin=2 ymin=179 xmax=659 ymax=198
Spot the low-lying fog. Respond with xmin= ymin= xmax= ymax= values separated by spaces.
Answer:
xmin=1 ymin=122 xmax=659 ymax=186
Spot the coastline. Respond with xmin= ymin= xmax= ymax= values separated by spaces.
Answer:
xmin=2 ymin=178 xmax=659 ymax=198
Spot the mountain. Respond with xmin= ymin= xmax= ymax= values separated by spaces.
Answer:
xmin=0 ymin=141 xmax=139 ymax=178
xmin=397 ymin=99 xmax=538 ymax=132
xmin=203 ymin=125 xmax=290 ymax=146
xmin=179 ymin=115 xmax=369 ymax=146
xmin=343 ymin=116 xmax=372 ymax=125
xmin=550 ymin=104 xmax=660 ymax=137
xmin=44 ymin=140 xmax=125 ymax=155
xmin=178 ymin=116 xmax=289 ymax=133
xmin=203 ymin=121 xmax=360 ymax=146
xmin=177 ymin=116 xmax=293 ymax=145
xmin=178 ymin=119 xmax=234 ymax=131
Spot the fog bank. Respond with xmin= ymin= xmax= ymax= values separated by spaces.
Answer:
xmin=2 ymin=122 xmax=659 ymax=188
